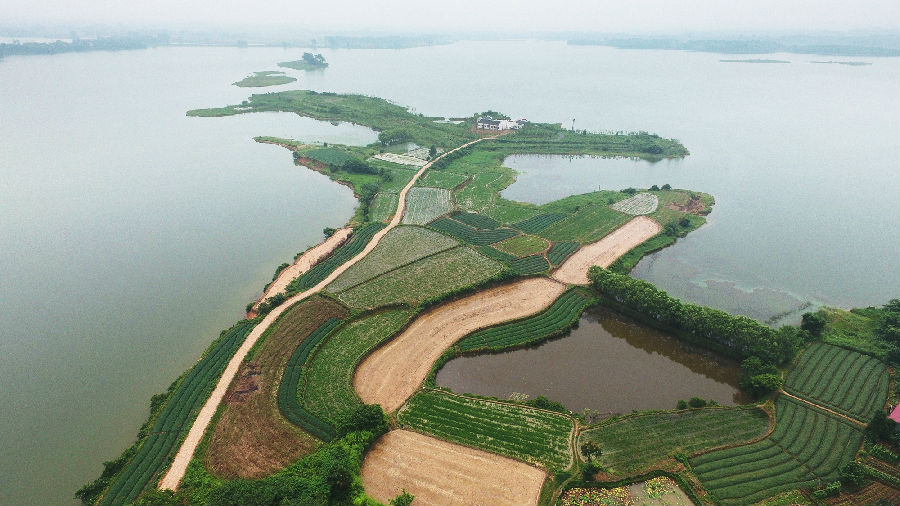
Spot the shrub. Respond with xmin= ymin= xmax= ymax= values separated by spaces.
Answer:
xmin=582 ymin=461 xmax=600 ymax=480
xmin=390 ymin=489 xmax=415 ymax=506
xmin=676 ymin=399 xmax=688 ymax=410
xmin=661 ymin=184 xmax=672 ymax=190
xmin=335 ymin=404 xmax=388 ymax=437
xmin=801 ymin=311 xmax=827 ymax=336
xmin=688 ymin=397 xmax=707 ymax=408
xmin=839 ymin=461 xmax=865 ymax=487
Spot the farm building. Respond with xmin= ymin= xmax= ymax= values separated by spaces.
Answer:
xmin=890 ymin=404 xmax=900 ymax=425
xmin=476 ymin=117 xmax=528 ymax=130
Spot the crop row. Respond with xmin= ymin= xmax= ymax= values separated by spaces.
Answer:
xmin=451 ymin=210 xmax=500 ymax=229
xmin=540 ymin=204 xmax=630 ymax=244
xmin=336 ymin=246 xmax=503 ymax=309
xmin=458 ymin=288 xmax=593 ymax=352
xmin=475 ymin=245 xmax=517 ymax=263
xmin=581 ymin=406 xmax=770 ymax=475
xmin=398 ymin=389 xmax=573 ymax=469
xmin=428 ymin=217 xmax=518 ymax=245
xmin=508 ymin=255 xmax=550 ymax=275
xmin=784 ymin=342 xmax=889 ymax=420
xmin=277 ymin=317 xmax=344 ymax=441
xmin=402 ymin=187 xmax=453 ymax=225
xmin=548 ymin=241 xmax=579 ymax=266
xmin=513 ymin=213 xmax=568 ymax=234
xmin=301 ymin=309 xmax=414 ymax=425
xmin=692 ymin=396 xmax=863 ymax=505
xmin=100 ymin=322 xmax=256 ymax=505
xmin=293 ymin=222 xmax=385 ymax=291
xmin=326 ymin=226 xmax=458 ymax=293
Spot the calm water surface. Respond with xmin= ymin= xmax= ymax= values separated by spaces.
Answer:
xmin=436 ymin=306 xmax=747 ymax=414
xmin=1 ymin=41 xmax=897 ymax=504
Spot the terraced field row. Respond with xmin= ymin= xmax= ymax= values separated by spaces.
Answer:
xmin=540 ymin=204 xmax=630 ymax=244
xmin=336 ymin=246 xmax=504 ymax=309
xmin=547 ymin=241 xmax=579 ymax=266
xmin=277 ymin=318 xmax=344 ymax=440
xmin=326 ymin=226 xmax=458 ymax=293
xmin=513 ymin=213 xmax=568 ymax=234
xmin=428 ymin=216 xmax=518 ymax=245
xmin=580 ymin=406 xmax=771 ymax=475
xmin=457 ymin=288 xmax=594 ymax=352
xmin=398 ymin=389 xmax=574 ymax=470
xmin=452 ymin=210 xmax=500 ymax=229
xmin=301 ymin=309 xmax=414 ymax=425
xmin=291 ymin=222 xmax=386 ymax=291
xmin=692 ymin=396 xmax=863 ymax=505
xmin=784 ymin=342 xmax=890 ymax=421
xmin=100 ymin=322 xmax=256 ymax=505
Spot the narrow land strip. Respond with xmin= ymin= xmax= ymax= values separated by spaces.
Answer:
xmin=552 ymin=215 xmax=662 ymax=285
xmin=360 ymin=429 xmax=546 ymax=506
xmin=354 ymin=277 xmax=567 ymax=413
xmin=158 ymin=138 xmax=486 ymax=491
xmin=251 ymin=227 xmax=352 ymax=313
xmin=779 ymin=390 xmax=866 ymax=427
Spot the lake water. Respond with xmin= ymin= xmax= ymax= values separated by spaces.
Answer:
xmin=436 ymin=306 xmax=746 ymax=414
xmin=0 ymin=41 xmax=896 ymax=505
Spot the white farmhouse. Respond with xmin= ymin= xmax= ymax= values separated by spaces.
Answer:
xmin=476 ymin=117 xmax=528 ymax=130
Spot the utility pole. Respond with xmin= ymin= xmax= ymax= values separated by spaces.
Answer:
xmin=571 ymin=118 xmax=575 ymax=131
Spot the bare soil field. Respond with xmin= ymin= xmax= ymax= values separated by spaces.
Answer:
xmin=361 ymin=430 xmax=545 ymax=506
xmin=354 ymin=277 xmax=566 ymax=412
xmin=552 ymin=216 xmax=661 ymax=285
xmin=251 ymin=228 xmax=352 ymax=313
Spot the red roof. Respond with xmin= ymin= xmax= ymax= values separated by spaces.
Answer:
xmin=890 ymin=404 xmax=900 ymax=424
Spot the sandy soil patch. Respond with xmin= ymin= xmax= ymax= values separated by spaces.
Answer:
xmin=552 ymin=216 xmax=661 ymax=285
xmin=354 ymin=278 xmax=566 ymax=412
xmin=251 ymin=228 xmax=352 ymax=313
xmin=361 ymin=430 xmax=545 ymax=506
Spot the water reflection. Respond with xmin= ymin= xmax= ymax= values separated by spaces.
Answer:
xmin=435 ymin=305 xmax=747 ymax=414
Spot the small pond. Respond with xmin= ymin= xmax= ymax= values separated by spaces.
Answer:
xmin=436 ymin=305 xmax=748 ymax=415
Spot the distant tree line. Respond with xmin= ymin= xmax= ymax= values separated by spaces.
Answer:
xmin=0 ymin=35 xmax=166 ymax=58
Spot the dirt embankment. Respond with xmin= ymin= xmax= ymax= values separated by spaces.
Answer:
xmin=354 ymin=277 xmax=566 ymax=413
xmin=361 ymin=430 xmax=545 ymax=506
xmin=552 ymin=216 xmax=662 ymax=285
xmin=250 ymin=228 xmax=352 ymax=315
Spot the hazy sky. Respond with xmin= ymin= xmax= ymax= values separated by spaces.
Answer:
xmin=5 ymin=0 xmax=899 ymax=33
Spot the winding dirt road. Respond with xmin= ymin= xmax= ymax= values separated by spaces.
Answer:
xmin=158 ymin=138 xmax=486 ymax=491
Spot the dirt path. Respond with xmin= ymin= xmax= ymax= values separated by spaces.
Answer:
xmin=250 ymin=228 xmax=352 ymax=313
xmin=354 ymin=278 xmax=567 ymax=413
xmin=361 ymin=429 xmax=545 ymax=506
xmin=552 ymin=216 xmax=662 ymax=285
xmin=779 ymin=391 xmax=866 ymax=427
xmin=158 ymin=138 xmax=486 ymax=491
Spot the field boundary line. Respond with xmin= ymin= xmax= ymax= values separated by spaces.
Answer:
xmin=779 ymin=391 xmax=866 ymax=427
xmin=331 ymin=239 xmax=461 ymax=294
xmin=157 ymin=137 xmax=487 ymax=492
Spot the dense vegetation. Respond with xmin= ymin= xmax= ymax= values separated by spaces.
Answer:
xmin=398 ymin=389 xmax=574 ymax=469
xmin=278 ymin=52 xmax=328 ymax=71
xmin=784 ymin=343 xmax=890 ymax=421
xmin=692 ymin=396 xmax=864 ymax=505
xmin=581 ymin=407 xmax=771 ymax=476
xmin=814 ymin=299 xmax=900 ymax=362
xmin=81 ymin=321 xmax=256 ymax=506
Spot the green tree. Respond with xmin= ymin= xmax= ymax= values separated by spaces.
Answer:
xmin=676 ymin=399 xmax=688 ymax=410
xmin=664 ymin=219 xmax=680 ymax=237
xmin=390 ymin=489 xmax=415 ymax=506
xmin=581 ymin=440 xmax=603 ymax=461
xmin=839 ymin=461 xmax=865 ymax=487
xmin=688 ymin=397 xmax=707 ymax=408
xmin=800 ymin=311 xmax=827 ymax=336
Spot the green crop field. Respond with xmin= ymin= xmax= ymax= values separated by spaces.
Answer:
xmin=451 ymin=211 xmax=501 ymax=229
xmin=475 ymin=245 xmax=517 ymax=264
xmin=398 ymin=389 xmax=574 ymax=469
xmin=784 ymin=342 xmax=889 ymax=421
xmin=580 ymin=407 xmax=770 ymax=476
xmin=99 ymin=321 xmax=256 ymax=506
xmin=303 ymin=147 xmax=355 ymax=166
xmin=482 ymin=201 xmax=543 ymax=225
xmin=692 ymin=396 xmax=864 ymax=505
xmin=513 ymin=213 xmax=568 ymax=234
xmin=402 ymin=187 xmax=453 ymax=225
xmin=301 ymin=309 xmax=414 ymax=425
xmin=428 ymin=217 xmax=518 ymax=245
xmin=455 ymin=171 xmax=512 ymax=211
xmin=548 ymin=241 xmax=579 ymax=266
xmin=507 ymin=255 xmax=550 ymax=275
xmin=540 ymin=204 xmax=630 ymax=243
xmin=369 ymin=192 xmax=398 ymax=223
xmin=416 ymin=170 xmax=469 ymax=190
xmin=326 ymin=226 xmax=458 ymax=293
xmin=290 ymin=222 xmax=385 ymax=292
xmin=494 ymin=234 xmax=549 ymax=257
xmin=457 ymin=288 xmax=593 ymax=353
xmin=336 ymin=246 xmax=503 ymax=309
xmin=278 ymin=318 xmax=345 ymax=440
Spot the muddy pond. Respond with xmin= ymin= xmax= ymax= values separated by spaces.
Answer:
xmin=436 ymin=305 xmax=748 ymax=414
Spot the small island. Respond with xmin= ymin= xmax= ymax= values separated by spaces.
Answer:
xmin=232 ymin=70 xmax=297 ymax=87
xmin=278 ymin=52 xmax=328 ymax=71
xmin=812 ymin=60 xmax=873 ymax=66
